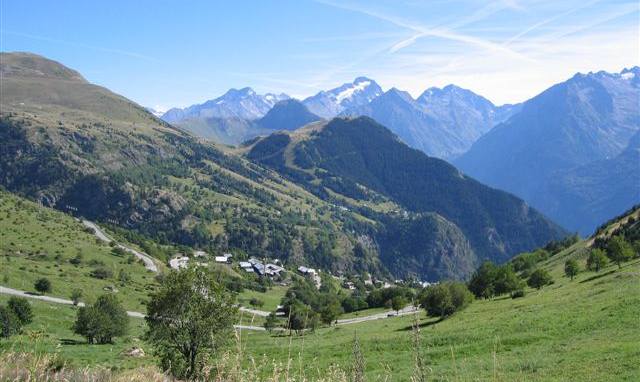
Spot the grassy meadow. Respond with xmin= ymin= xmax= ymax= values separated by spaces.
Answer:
xmin=1 ymin=237 xmax=638 ymax=381
xmin=0 ymin=191 xmax=157 ymax=311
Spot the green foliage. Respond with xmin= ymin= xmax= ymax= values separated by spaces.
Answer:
xmin=319 ymin=298 xmax=343 ymax=325
xmin=6 ymin=297 xmax=33 ymax=326
xmin=0 ymin=305 xmax=20 ymax=338
xmin=90 ymin=266 xmax=113 ymax=280
xmin=286 ymin=302 xmax=319 ymax=333
xmin=586 ymin=249 xmax=608 ymax=272
xmin=145 ymin=267 xmax=238 ymax=380
xmin=544 ymin=234 xmax=580 ymax=254
xmin=70 ymin=289 xmax=83 ymax=306
xmin=606 ymin=235 xmax=634 ymax=268
xmin=34 ymin=277 xmax=52 ymax=294
xmin=564 ymin=259 xmax=580 ymax=280
xmin=72 ymin=294 xmax=129 ymax=344
xmin=468 ymin=261 xmax=523 ymax=298
xmin=263 ymin=312 xmax=279 ymax=333
xmin=467 ymin=261 xmax=496 ymax=298
xmin=391 ymin=295 xmax=408 ymax=313
xmin=249 ymin=297 xmax=264 ymax=308
xmin=420 ymin=282 xmax=473 ymax=318
xmin=527 ymin=269 xmax=553 ymax=290
xmin=366 ymin=286 xmax=414 ymax=309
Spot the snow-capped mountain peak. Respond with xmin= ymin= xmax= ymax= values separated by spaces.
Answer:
xmin=303 ymin=77 xmax=383 ymax=118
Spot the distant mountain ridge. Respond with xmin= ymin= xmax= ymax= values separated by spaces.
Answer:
xmin=302 ymin=76 xmax=383 ymax=118
xmin=340 ymin=85 xmax=518 ymax=159
xmin=161 ymin=77 xmax=517 ymax=159
xmin=456 ymin=66 xmax=640 ymax=235
xmin=162 ymin=87 xmax=289 ymax=123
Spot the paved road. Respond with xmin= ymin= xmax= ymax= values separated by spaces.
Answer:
xmin=336 ymin=306 xmax=419 ymax=325
xmin=239 ymin=306 xmax=270 ymax=317
xmin=82 ymin=220 xmax=158 ymax=272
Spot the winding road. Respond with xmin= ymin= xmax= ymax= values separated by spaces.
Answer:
xmin=82 ymin=220 xmax=158 ymax=272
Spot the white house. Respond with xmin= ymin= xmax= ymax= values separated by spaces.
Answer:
xmin=239 ymin=261 xmax=254 ymax=273
xmin=169 ymin=256 xmax=190 ymax=270
xmin=193 ymin=250 xmax=208 ymax=258
xmin=214 ymin=255 xmax=231 ymax=263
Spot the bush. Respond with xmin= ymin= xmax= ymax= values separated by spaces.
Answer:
xmin=586 ymin=249 xmax=608 ymax=272
xmin=510 ymin=289 xmax=525 ymax=299
xmin=420 ymin=282 xmax=473 ymax=318
xmin=527 ymin=269 xmax=553 ymax=290
xmin=606 ymin=236 xmax=634 ymax=268
xmin=145 ymin=267 xmax=238 ymax=380
xmin=564 ymin=259 xmax=580 ymax=280
xmin=90 ymin=266 xmax=113 ymax=280
xmin=7 ymin=297 xmax=33 ymax=326
xmin=34 ymin=278 xmax=52 ymax=294
xmin=0 ymin=305 xmax=20 ymax=338
xmin=264 ymin=312 xmax=279 ymax=333
xmin=70 ymin=289 xmax=83 ymax=306
xmin=73 ymin=294 xmax=129 ymax=344
xmin=69 ymin=254 xmax=83 ymax=265
xmin=249 ymin=297 xmax=264 ymax=308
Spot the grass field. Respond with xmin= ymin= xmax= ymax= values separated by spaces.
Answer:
xmin=0 ymin=191 xmax=157 ymax=311
xmin=0 ymin=294 xmax=150 ymax=370
xmin=238 ymin=285 xmax=288 ymax=312
xmin=1 ymin=197 xmax=639 ymax=380
xmin=238 ymin=245 xmax=640 ymax=381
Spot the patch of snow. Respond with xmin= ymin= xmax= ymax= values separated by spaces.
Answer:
xmin=621 ymin=72 xmax=635 ymax=80
xmin=335 ymin=80 xmax=371 ymax=103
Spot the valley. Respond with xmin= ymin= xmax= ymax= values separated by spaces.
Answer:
xmin=0 ymin=6 xmax=638 ymax=378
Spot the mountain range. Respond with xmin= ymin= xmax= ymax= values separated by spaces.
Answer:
xmin=161 ymin=77 xmax=517 ymax=158
xmin=456 ymin=67 xmax=640 ymax=235
xmin=0 ymin=52 xmax=566 ymax=281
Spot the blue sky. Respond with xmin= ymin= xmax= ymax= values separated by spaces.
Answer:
xmin=1 ymin=0 xmax=638 ymax=110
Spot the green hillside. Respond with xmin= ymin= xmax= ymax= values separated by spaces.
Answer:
xmin=0 ymin=190 xmax=157 ymax=311
xmin=0 ymin=52 xmax=386 ymax=278
xmin=247 ymin=117 xmax=566 ymax=280
xmin=1 ymin=208 xmax=637 ymax=381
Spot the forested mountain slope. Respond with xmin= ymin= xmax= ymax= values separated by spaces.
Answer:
xmin=246 ymin=117 xmax=567 ymax=278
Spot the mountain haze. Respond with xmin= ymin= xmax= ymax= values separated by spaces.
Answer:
xmin=456 ymin=67 xmax=640 ymax=234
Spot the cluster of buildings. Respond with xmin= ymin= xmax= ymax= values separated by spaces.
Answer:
xmin=239 ymin=258 xmax=285 ymax=277
xmin=297 ymin=266 xmax=321 ymax=288
xmin=169 ymin=251 xmax=331 ymax=290
xmin=168 ymin=250 xmax=232 ymax=270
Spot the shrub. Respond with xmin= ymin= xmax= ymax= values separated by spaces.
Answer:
xmin=7 ymin=297 xmax=33 ymax=326
xmin=145 ymin=267 xmax=237 ymax=380
xmin=90 ymin=266 xmax=113 ymax=280
xmin=264 ymin=312 xmax=279 ymax=333
xmin=249 ymin=297 xmax=264 ymax=308
xmin=34 ymin=278 xmax=52 ymax=294
xmin=70 ymin=289 xmax=83 ymax=306
xmin=586 ymin=249 xmax=608 ymax=272
xmin=69 ymin=254 xmax=83 ymax=265
xmin=564 ymin=259 xmax=580 ymax=280
xmin=511 ymin=289 xmax=525 ymax=299
xmin=73 ymin=294 xmax=129 ymax=344
xmin=420 ymin=282 xmax=473 ymax=318
xmin=527 ymin=269 xmax=553 ymax=290
xmin=606 ymin=236 xmax=634 ymax=268
xmin=0 ymin=305 xmax=20 ymax=338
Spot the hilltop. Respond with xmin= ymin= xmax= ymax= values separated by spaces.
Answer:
xmin=245 ymin=117 xmax=566 ymax=279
